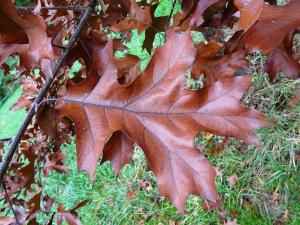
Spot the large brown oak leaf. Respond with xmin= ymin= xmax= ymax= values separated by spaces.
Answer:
xmin=55 ymin=30 xmax=267 ymax=213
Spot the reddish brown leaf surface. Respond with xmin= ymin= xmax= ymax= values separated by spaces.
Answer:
xmin=100 ymin=0 xmax=131 ymax=27
xmin=115 ymin=54 xmax=141 ymax=87
xmin=0 ymin=0 xmax=54 ymax=71
xmin=189 ymin=0 xmax=220 ymax=27
xmin=57 ymin=201 xmax=88 ymax=225
xmin=264 ymin=31 xmax=300 ymax=80
xmin=289 ymin=88 xmax=300 ymax=107
xmin=43 ymin=151 xmax=70 ymax=176
xmin=0 ymin=216 xmax=15 ymax=225
xmin=265 ymin=46 xmax=300 ymax=80
xmin=112 ymin=0 xmax=152 ymax=33
xmin=57 ymin=212 xmax=82 ymax=225
xmin=55 ymin=30 xmax=267 ymax=212
xmin=27 ymin=192 xmax=42 ymax=216
xmin=12 ymin=77 xmax=39 ymax=111
xmin=142 ymin=4 xmax=169 ymax=53
xmin=231 ymin=0 xmax=300 ymax=54
xmin=234 ymin=0 xmax=264 ymax=31
xmin=4 ymin=0 xmax=297 ymax=221
xmin=191 ymin=40 xmax=249 ymax=85
xmin=101 ymin=131 xmax=134 ymax=174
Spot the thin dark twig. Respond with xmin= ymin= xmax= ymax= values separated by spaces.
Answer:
xmin=1 ymin=183 xmax=21 ymax=225
xmin=0 ymin=190 xmax=21 ymax=204
xmin=168 ymin=0 xmax=177 ymax=26
xmin=0 ymin=0 xmax=97 ymax=184
xmin=17 ymin=6 xmax=86 ymax=11
xmin=47 ymin=213 xmax=55 ymax=225
xmin=0 ymin=138 xmax=12 ymax=142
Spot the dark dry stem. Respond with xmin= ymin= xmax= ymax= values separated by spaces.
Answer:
xmin=0 ymin=0 xmax=97 ymax=183
xmin=17 ymin=6 xmax=86 ymax=11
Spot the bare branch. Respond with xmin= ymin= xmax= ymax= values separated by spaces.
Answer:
xmin=0 ymin=0 xmax=97 ymax=183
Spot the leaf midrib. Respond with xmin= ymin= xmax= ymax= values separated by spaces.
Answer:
xmin=56 ymin=97 xmax=258 ymax=120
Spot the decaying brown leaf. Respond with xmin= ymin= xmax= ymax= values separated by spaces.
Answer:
xmin=289 ymin=89 xmax=300 ymax=107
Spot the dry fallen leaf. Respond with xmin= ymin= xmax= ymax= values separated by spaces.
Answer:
xmin=282 ymin=210 xmax=289 ymax=220
xmin=214 ymin=167 xmax=223 ymax=177
xmin=219 ymin=210 xmax=229 ymax=220
xmin=271 ymin=191 xmax=280 ymax=204
xmin=227 ymin=174 xmax=239 ymax=187
xmin=224 ymin=218 xmax=239 ymax=225
xmin=169 ymin=220 xmax=181 ymax=225
xmin=126 ymin=190 xmax=137 ymax=201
